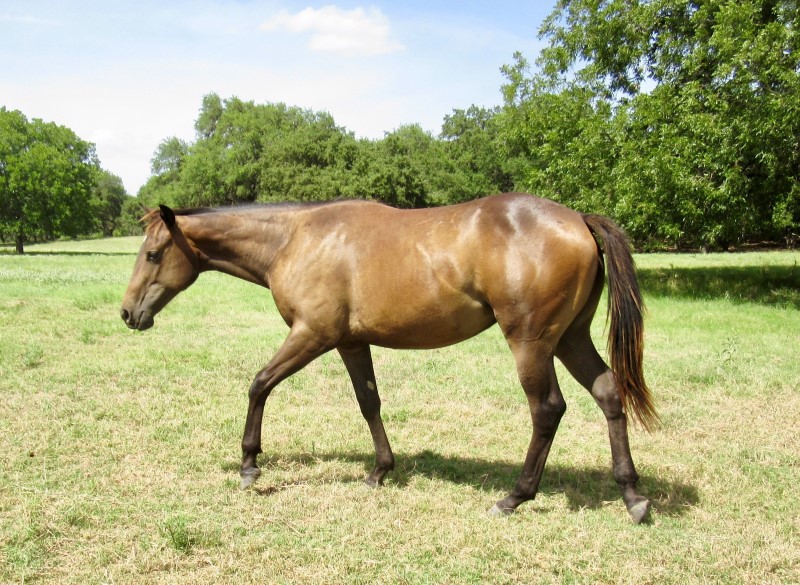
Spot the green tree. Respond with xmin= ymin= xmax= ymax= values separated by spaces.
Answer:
xmin=499 ymin=53 xmax=619 ymax=215
xmin=163 ymin=94 xmax=363 ymax=207
xmin=502 ymin=0 xmax=800 ymax=249
xmin=115 ymin=196 xmax=147 ymax=237
xmin=93 ymin=170 xmax=128 ymax=237
xmin=151 ymin=137 xmax=189 ymax=176
xmin=0 ymin=108 xmax=100 ymax=253
xmin=364 ymin=125 xmax=436 ymax=208
xmin=137 ymin=94 xmax=520 ymax=212
xmin=438 ymin=106 xmax=515 ymax=203
xmin=134 ymin=136 xmax=190 ymax=212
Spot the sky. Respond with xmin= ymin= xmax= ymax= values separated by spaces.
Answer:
xmin=1 ymin=1 xmax=554 ymax=194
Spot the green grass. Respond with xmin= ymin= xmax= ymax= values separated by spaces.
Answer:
xmin=1 ymin=239 xmax=798 ymax=584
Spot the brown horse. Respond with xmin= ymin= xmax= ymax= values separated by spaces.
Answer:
xmin=121 ymin=193 xmax=658 ymax=523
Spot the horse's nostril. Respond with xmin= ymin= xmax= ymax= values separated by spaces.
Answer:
xmin=120 ymin=308 xmax=130 ymax=322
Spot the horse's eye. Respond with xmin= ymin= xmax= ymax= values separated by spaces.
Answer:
xmin=146 ymin=250 xmax=161 ymax=263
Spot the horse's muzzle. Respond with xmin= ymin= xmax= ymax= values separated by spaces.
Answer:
xmin=120 ymin=308 xmax=154 ymax=331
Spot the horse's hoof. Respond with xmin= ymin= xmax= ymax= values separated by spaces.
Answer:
xmin=239 ymin=467 xmax=261 ymax=490
xmin=627 ymin=497 xmax=651 ymax=524
xmin=488 ymin=503 xmax=514 ymax=516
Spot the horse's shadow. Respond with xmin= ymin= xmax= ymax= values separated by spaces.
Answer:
xmin=232 ymin=449 xmax=697 ymax=518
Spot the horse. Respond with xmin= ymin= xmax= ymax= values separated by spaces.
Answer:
xmin=120 ymin=192 xmax=658 ymax=523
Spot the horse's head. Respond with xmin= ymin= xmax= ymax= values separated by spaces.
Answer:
xmin=120 ymin=205 xmax=200 ymax=331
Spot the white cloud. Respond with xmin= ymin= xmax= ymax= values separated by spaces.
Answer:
xmin=261 ymin=5 xmax=403 ymax=56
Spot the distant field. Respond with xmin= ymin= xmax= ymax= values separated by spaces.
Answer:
xmin=0 ymin=236 xmax=144 ymax=255
xmin=1 ymin=239 xmax=798 ymax=584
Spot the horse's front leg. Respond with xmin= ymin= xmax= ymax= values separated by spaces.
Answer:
xmin=337 ymin=345 xmax=395 ymax=487
xmin=240 ymin=325 xmax=328 ymax=488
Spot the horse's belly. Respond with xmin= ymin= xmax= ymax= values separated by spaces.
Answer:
xmin=350 ymin=301 xmax=496 ymax=350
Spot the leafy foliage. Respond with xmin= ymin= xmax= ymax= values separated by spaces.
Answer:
xmin=500 ymin=0 xmax=800 ymax=249
xmin=93 ymin=170 xmax=128 ymax=237
xmin=7 ymin=1 xmax=797 ymax=251
xmin=0 ymin=108 xmax=102 ymax=252
xmin=134 ymin=1 xmax=799 ymax=251
xmin=134 ymin=94 xmax=514 ymax=215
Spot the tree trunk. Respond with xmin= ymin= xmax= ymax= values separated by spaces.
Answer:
xmin=15 ymin=233 xmax=24 ymax=254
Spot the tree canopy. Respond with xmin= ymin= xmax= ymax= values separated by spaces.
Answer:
xmin=499 ymin=0 xmax=800 ymax=249
xmin=4 ymin=0 xmax=798 ymax=250
xmin=93 ymin=170 xmax=128 ymax=238
xmin=130 ymin=0 xmax=798 ymax=249
xmin=0 ymin=108 xmax=102 ymax=253
xmin=134 ymin=95 xmax=511 ymax=214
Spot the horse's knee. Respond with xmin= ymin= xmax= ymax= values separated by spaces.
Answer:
xmin=547 ymin=394 xmax=567 ymax=420
xmin=531 ymin=394 xmax=567 ymax=437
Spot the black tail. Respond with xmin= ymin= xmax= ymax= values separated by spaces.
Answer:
xmin=582 ymin=214 xmax=659 ymax=431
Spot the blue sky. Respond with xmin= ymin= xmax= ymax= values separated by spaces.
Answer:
xmin=1 ymin=1 xmax=554 ymax=193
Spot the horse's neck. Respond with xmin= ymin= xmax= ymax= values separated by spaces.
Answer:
xmin=183 ymin=210 xmax=295 ymax=287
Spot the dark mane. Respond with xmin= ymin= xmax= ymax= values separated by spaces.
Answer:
xmin=173 ymin=206 xmax=217 ymax=216
xmin=219 ymin=199 xmax=369 ymax=212
xmin=143 ymin=199 xmax=374 ymax=233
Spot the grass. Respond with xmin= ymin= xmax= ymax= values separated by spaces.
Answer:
xmin=1 ymin=239 xmax=798 ymax=584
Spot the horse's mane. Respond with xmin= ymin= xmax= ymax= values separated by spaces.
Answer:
xmin=142 ymin=207 xmax=215 ymax=234
xmin=142 ymin=199 xmax=373 ymax=234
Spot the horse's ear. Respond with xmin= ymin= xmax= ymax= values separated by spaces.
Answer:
xmin=159 ymin=205 xmax=176 ymax=229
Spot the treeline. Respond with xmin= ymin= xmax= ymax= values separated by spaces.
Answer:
xmin=503 ymin=0 xmax=800 ymax=250
xmin=127 ymin=94 xmax=511 ymax=215
xmin=126 ymin=0 xmax=800 ymax=250
xmin=4 ymin=0 xmax=798 ymax=251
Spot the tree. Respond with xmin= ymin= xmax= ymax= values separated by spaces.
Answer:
xmin=362 ymin=125 xmax=435 ymax=208
xmin=151 ymin=137 xmax=189 ymax=176
xmin=501 ymin=0 xmax=800 ymax=249
xmin=0 ymin=108 xmax=100 ymax=253
xmin=136 ymin=94 xmax=371 ymax=208
xmin=439 ymin=106 xmax=515 ymax=203
xmin=115 ymin=196 xmax=147 ymax=237
xmin=499 ymin=54 xmax=619 ymax=215
xmin=93 ymin=170 xmax=128 ymax=237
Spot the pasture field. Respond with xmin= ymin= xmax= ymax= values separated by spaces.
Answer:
xmin=1 ymin=238 xmax=798 ymax=584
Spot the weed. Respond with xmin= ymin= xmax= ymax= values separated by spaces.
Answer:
xmin=21 ymin=343 xmax=44 ymax=368
xmin=159 ymin=515 xmax=195 ymax=554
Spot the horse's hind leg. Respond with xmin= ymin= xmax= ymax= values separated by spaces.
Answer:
xmin=338 ymin=345 xmax=395 ymax=487
xmin=556 ymin=325 xmax=650 ymax=523
xmin=491 ymin=340 xmax=566 ymax=515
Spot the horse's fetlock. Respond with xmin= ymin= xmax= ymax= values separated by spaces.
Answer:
xmin=613 ymin=465 xmax=639 ymax=489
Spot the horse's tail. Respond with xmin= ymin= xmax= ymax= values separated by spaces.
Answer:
xmin=582 ymin=214 xmax=659 ymax=431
